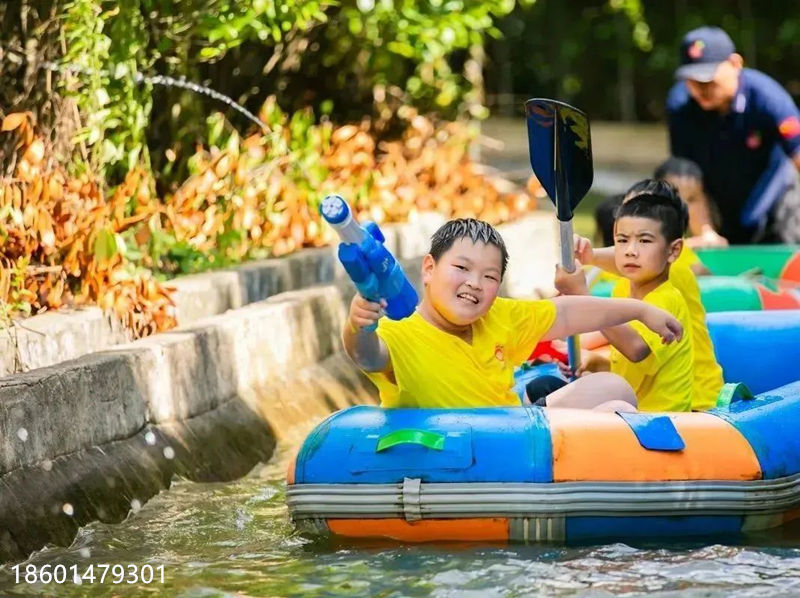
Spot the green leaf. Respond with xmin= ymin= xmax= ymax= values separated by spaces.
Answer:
xmin=93 ymin=228 xmax=119 ymax=261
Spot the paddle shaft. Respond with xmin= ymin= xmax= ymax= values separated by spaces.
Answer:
xmin=553 ymin=122 xmax=581 ymax=374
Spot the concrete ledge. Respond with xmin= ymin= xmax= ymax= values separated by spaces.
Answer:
xmin=0 ymin=308 xmax=132 ymax=380
xmin=0 ymin=287 xmax=346 ymax=474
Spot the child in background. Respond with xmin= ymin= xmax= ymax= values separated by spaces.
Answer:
xmin=572 ymin=180 xmax=724 ymax=411
xmin=555 ymin=183 xmax=696 ymax=412
xmin=654 ymin=157 xmax=713 ymax=274
xmin=343 ymin=218 xmax=683 ymax=412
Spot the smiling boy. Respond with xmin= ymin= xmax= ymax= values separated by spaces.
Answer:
xmin=343 ymin=218 xmax=683 ymax=411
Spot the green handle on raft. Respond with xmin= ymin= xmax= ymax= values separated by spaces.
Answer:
xmin=715 ymin=382 xmax=754 ymax=409
xmin=375 ymin=429 xmax=446 ymax=452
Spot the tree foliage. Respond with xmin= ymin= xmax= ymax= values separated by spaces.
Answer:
xmin=487 ymin=0 xmax=800 ymax=121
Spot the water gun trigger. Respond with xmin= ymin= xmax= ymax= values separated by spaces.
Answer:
xmin=363 ymin=221 xmax=385 ymax=243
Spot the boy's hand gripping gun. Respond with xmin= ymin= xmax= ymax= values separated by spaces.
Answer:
xmin=320 ymin=194 xmax=419 ymax=330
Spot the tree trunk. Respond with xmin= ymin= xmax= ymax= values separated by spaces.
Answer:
xmin=616 ymin=14 xmax=636 ymax=122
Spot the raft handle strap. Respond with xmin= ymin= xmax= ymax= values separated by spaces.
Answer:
xmin=715 ymin=382 xmax=754 ymax=409
xmin=376 ymin=429 xmax=445 ymax=452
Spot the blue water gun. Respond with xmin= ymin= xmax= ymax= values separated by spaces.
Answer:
xmin=320 ymin=194 xmax=419 ymax=330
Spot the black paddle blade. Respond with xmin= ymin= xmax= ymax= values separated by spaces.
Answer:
xmin=525 ymin=98 xmax=593 ymax=221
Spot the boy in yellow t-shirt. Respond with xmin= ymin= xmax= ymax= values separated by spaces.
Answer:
xmin=573 ymin=180 xmax=724 ymax=410
xmin=342 ymin=218 xmax=684 ymax=411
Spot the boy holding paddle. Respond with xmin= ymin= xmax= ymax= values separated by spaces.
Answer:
xmin=343 ymin=217 xmax=683 ymax=411
xmin=552 ymin=181 xmax=705 ymax=412
xmin=568 ymin=180 xmax=724 ymax=411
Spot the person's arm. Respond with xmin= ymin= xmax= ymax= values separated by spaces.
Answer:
xmin=575 ymin=350 xmax=611 ymax=376
xmin=580 ymin=330 xmax=609 ymax=350
xmin=552 ymin=264 xmax=654 ymax=361
xmin=342 ymin=294 xmax=391 ymax=373
xmin=792 ymin=150 xmax=800 ymax=172
xmin=543 ymin=294 xmax=682 ymax=345
xmin=684 ymin=185 xmax=729 ymax=247
xmin=600 ymin=323 xmax=651 ymax=362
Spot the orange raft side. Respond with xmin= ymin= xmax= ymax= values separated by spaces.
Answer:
xmin=546 ymin=409 xmax=762 ymax=482
xmin=779 ymin=252 xmax=800 ymax=283
xmin=756 ymin=284 xmax=800 ymax=309
xmin=328 ymin=518 xmax=510 ymax=542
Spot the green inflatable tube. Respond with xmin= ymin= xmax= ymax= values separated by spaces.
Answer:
xmin=695 ymin=276 xmax=763 ymax=312
xmin=695 ymin=245 xmax=800 ymax=280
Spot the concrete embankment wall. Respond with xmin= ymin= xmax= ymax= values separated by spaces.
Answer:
xmin=0 ymin=212 xmax=557 ymax=562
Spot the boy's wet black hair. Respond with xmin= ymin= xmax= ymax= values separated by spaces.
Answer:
xmin=429 ymin=218 xmax=509 ymax=277
xmin=654 ymin=156 xmax=703 ymax=182
xmin=617 ymin=179 xmax=689 ymax=242
xmin=595 ymin=194 xmax=624 ymax=247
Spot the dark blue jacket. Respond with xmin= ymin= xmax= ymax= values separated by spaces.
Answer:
xmin=667 ymin=68 xmax=800 ymax=242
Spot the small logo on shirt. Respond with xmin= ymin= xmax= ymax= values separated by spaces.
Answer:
xmin=779 ymin=116 xmax=800 ymax=140
xmin=746 ymin=131 xmax=762 ymax=149
xmin=494 ymin=344 xmax=505 ymax=363
xmin=687 ymin=40 xmax=705 ymax=60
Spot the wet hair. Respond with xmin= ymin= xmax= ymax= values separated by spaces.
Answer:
xmin=429 ymin=218 xmax=509 ymax=277
xmin=654 ymin=156 xmax=703 ymax=182
xmin=595 ymin=194 xmax=624 ymax=247
xmin=617 ymin=179 xmax=689 ymax=242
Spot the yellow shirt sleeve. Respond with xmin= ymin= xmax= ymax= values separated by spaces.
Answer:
xmin=610 ymin=278 xmax=630 ymax=299
xmin=628 ymin=296 xmax=678 ymax=373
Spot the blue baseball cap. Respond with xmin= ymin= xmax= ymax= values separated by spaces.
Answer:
xmin=675 ymin=27 xmax=735 ymax=82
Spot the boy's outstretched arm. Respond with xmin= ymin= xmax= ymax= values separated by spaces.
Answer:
xmin=342 ymin=294 xmax=392 ymax=373
xmin=544 ymin=295 xmax=683 ymax=346
xmin=551 ymin=264 xmax=656 ymax=361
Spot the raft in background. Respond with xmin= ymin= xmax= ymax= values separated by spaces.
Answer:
xmin=695 ymin=245 xmax=800 ymax=282
xmin=287 ymin=310 xmax=800 ymax=544
xmin=591 ymin=245 xmax=800 ymax=311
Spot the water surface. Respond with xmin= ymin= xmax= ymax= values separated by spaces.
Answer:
xmin=1 ymin=444 xmax=799 ymax=597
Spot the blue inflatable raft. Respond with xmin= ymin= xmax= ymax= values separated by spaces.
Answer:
xmin=287 ymin=311 xmax=800 ymax=544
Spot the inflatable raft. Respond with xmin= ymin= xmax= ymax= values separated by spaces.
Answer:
xmin=287 ymin=310 xmax=800 ymax=544
xmin=695 ymin=245 xmax=800 ymax=282
xmin=593 ymin=274 xmax=800 ymax=312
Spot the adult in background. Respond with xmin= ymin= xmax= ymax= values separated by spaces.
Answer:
xmin=667 ymin=26 xmax=800 ymax=245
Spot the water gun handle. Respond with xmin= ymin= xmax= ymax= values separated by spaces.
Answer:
xmin=338 ymin=244 xmax=381 ymax=331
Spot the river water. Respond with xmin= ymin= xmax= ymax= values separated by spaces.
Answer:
xmin=1 ymin=440 xmax=800 ymax=598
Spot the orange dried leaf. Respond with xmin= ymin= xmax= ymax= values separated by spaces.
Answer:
xmin=2 ymin=112 xmax=29 ymax=132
